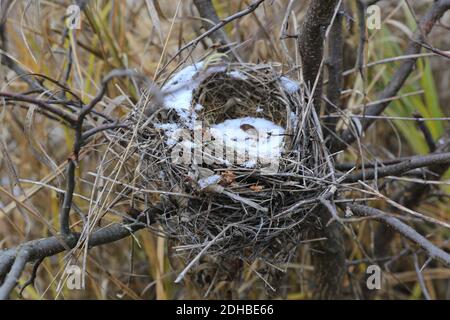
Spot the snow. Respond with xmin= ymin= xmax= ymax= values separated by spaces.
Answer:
xmin=280 ymin=76 xmax=300 ymax=94
xmin=210 ymin=117 xmax=285 ymax=163
xmin=154 ymin=123 xmax=181 ymax=146
xmin=198 ymin=175 xmax=222 ymax=189
xmin=228 ymin=70 xmax=248 ymax=80
xmin=162 ymin=62 xmax=203 ymax=112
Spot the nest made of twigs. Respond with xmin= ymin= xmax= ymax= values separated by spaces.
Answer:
xmin=121 ymin=61 xmax=334 ymax=292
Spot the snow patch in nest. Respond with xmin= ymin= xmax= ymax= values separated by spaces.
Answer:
xmin=210 ymin=117 xmax=285 ymax=167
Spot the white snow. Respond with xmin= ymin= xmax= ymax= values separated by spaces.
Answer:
xmin=210 ymin=117 xmax=285 ymax=163
xmin=198 ymin=175 xmax=222 ymax=189
xmin=161 ymin=62 xmax=206 ymax=126
xmin=280 ymin=76 xmax=300 ymax=94
xmin=154 ymin=123 xmax=181 ymax=146
xmin=227 ymin=70 xmax=248 ymax=80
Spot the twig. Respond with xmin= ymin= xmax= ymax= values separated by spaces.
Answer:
xmin=0 ymin=248 xmax=31 ymax=300
xmin=341 ymin=152 xmax=450 ymax=183
xmin=0 ymin=92 xmax=78 ymax=126
xmin=414 ymin=112 xmax=437 ymax=152
xmin=19 ymin=257 xmax=44 ymax=297
xmin=156 ymin=0 xmax=265 ymax=78
xmin=344 ymin=204 xmax=450 ymax=267
xmin=374 ymin=130 xmax=450 ymax=257
xmin=59 ymin=69 xmax=148 ymax=237
xmin=0 ymin=208 xmax=159 ymax=299
xmin=193 ymin=0 xmax=241 ymax=61
xmin=413 ymin=252 xmax=432 ymax=300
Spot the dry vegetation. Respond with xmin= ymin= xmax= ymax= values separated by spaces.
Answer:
xmin=0 ymin=0 xmax=449 ymax=300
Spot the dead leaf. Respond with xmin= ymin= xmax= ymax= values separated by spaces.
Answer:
xmin=221 ymin=171 xmax=236 ymax=185
xmin=250 ymin=185 xmax=263 ymax=192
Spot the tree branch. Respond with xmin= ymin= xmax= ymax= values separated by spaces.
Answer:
xmin=193 ymin=0 xmax=240 ymax=60
xmin=59 ymin=69 xmax=148 ymax=237
xmin=344 ymin=204 xmax=450 ymax=267
xmin=374 ymin=130 xmax=450 ymax=258
xmin=0 ymin=209 xmax=159 ymax=299
xmin=325 ymin=3 xmax=344 ymax=134
xmin=341 ymin=152 xmax=450 ymax=183
xmin=157 ymin=0 xmax=265 ymax=78
xmin=298 ymin=0 xmax=340 ymax=112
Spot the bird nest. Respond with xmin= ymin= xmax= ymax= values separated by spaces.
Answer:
xmin=122 ymin=61 xmax=334 ymax=291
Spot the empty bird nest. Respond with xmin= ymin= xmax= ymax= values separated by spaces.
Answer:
xmin=117 ymin=61 xmax=335 ymax=292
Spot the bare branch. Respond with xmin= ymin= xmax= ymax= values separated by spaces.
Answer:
xmin=157 ymin=0 xmax=265 ymax=78
xmin=59 ymin=69 xmax=148 ymax=237
xmin=374 ymin=130 xmax=450 ymax=258
xmin=193 ymin=0 xmax=240 ymax=60
xmin=0 ymin=92 xmax=78 ymax=126
xmin=0 ymin=207 xmax=159 ymax=299
xmin=414 ymin=112 xmax=437 ymax=152
xmin=341 ymin=152 xmax=450 ymax=183
xmin=0 ymin=248 xmax=30 ymax=300
xmin=344 ymin=204 xmax=450 ymax=267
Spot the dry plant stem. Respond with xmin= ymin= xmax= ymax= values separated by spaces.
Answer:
xmin=336 ymin=0 xmax=450 ymax=151
xmin=193 ymin=0 xmax=240 ymax=61
xmin=0 ymin=2 xmax=44 ymax=91
xmin=345 ymin=204 xmax=450 ymax=267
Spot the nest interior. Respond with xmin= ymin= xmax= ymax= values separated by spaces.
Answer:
xmin=193 ymin=65 xmax=288 ymax=128
xmin=125 ymin=62 xmax=334 ymax=291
